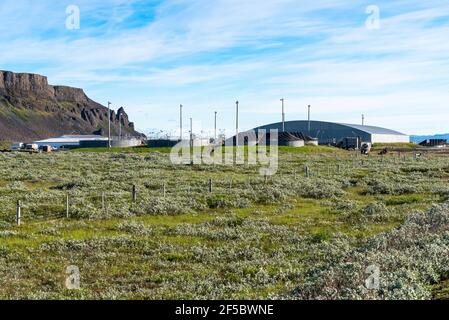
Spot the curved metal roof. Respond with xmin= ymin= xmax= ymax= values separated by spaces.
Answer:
xmin=338 ymin=123 xmax=407 ymax=135
xmin=256 ymin=121 xmax=407 ymax=136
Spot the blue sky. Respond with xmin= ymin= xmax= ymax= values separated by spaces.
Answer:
xmin=1 ymin=0 xmax=448 ymax=136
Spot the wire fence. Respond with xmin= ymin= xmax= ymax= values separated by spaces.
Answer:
xmin=6 ymin=151 xmax=430 ymax=227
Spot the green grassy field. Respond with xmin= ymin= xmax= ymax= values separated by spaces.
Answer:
xmin=0 ymin=146 xmax=448 ymax=299
xmin=70 ymin=145 xmax=341 ymax=154
xmin=371 ymin=142 xmax=422 ymax=150
xmin=70 ymin=145 xmax=173 ymax=154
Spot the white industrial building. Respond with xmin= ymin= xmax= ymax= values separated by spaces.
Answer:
xmin=33 ymin=135 xmax=108 ymax=149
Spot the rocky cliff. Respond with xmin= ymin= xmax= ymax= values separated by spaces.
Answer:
xmin=0 ymin=70 xmax=144 ymax=142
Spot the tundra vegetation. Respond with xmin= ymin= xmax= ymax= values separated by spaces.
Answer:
xmin=0 ymin=146 xmax=448 ymax=299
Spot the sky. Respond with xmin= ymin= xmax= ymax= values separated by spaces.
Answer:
xmin=0 ymin=0 xmax=448 ymax=137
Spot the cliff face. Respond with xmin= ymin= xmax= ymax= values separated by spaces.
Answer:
xmin=0 ymin=70 xmax=143 ymax=142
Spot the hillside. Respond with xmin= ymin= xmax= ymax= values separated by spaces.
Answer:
xmin=0 ymin=70 xmax=143 ymax=142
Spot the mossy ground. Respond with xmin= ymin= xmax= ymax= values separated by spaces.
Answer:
xmin=0 ymin=146 xmax=447 ymax=299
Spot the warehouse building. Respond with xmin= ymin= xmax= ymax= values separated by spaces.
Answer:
xmin=33 ymin=135 xmax=142 ymax=149
xmin=33 ymin=135 xmax=108 ymax=149
xmin=253 ymin=121 xmax=409 ymax=145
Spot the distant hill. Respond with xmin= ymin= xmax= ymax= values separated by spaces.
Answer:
xmin=410 ymin=134 xmax=449 ymax=144
xmin=0 ymin=70 xmax=144 ymax=142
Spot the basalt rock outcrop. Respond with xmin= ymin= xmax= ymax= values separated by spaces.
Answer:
xmin=0 ymin=70 xmax=144 ymax=141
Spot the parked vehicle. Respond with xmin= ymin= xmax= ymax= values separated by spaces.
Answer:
xmin=338 ymin=137 xmax=360 ymax=150
xmin=11 ymin=143 xmax=24 ymax=150
xmin=41 ymin=145 xmax=53 ymax=153
xmin=25 ymin=144 xmax=39 ymax=151
xmin=361 ymin=142 xmax=372 ymax=155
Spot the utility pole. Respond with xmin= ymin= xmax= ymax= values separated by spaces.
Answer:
xmin=119 ymin=107 xmax=123 ymax=140
xmin=214 ymin=111 xmax=218 ymax=142
xmin=281 ymin=98 xmax=285 ymax=132
xmin=189 ymin=117 xmax=194 ymax=165
xmin=190 ymin=117 xmax=193 ymax=149
xmin=180 ymin=104 xmax=183 ymax=140
xmin=107 ymin=101 xmax=112 ymax=148
xmin=308 ymin=105 xmax=311 ymax=133
xmin=66 ymin=195 xmax=69 ymax=219
xmin=362 ymin=114 xmax=365 ymax=126
xmin=235 ymin=100 xmax=239 ymax=147
xmin=16 ymin=200 xmax=21 ymax=226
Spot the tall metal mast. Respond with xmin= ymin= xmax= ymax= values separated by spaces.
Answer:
xmin=214 ymin=111 xmax=218 ymax=142
xmin=235 ymin=100 xmax=239 ymax=147
xmin=119 ymin=107 xmax=122 ymax=140
xmin=107 ymin=101 xmax=112 ymax=148
xmin=180 ymin=104 xmax=183 ymax=140
xmin=281 ymin=98 xmax=285 ymax=132
xmin=308 ymin=105 xmax=311 ymax=133
xmin=190 ymin=117 xmax=193 ymax=149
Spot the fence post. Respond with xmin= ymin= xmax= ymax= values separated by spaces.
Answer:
xmin=209 ymin=178 xmax=213 ymax=193
xmin=66 ymin=195 xmax=69 ymax=219
xmin=163 ymin=183 xmax=166 ymax=198
xmin=304 ymin=165 xmax=310 ymax=178
xmin=132 ymin=185 xmax=137 ymax=203
xmin=101 ymin=192 xmax=105 ymax=211
xmin=16 ymin=200 xmax=21 ymax=226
